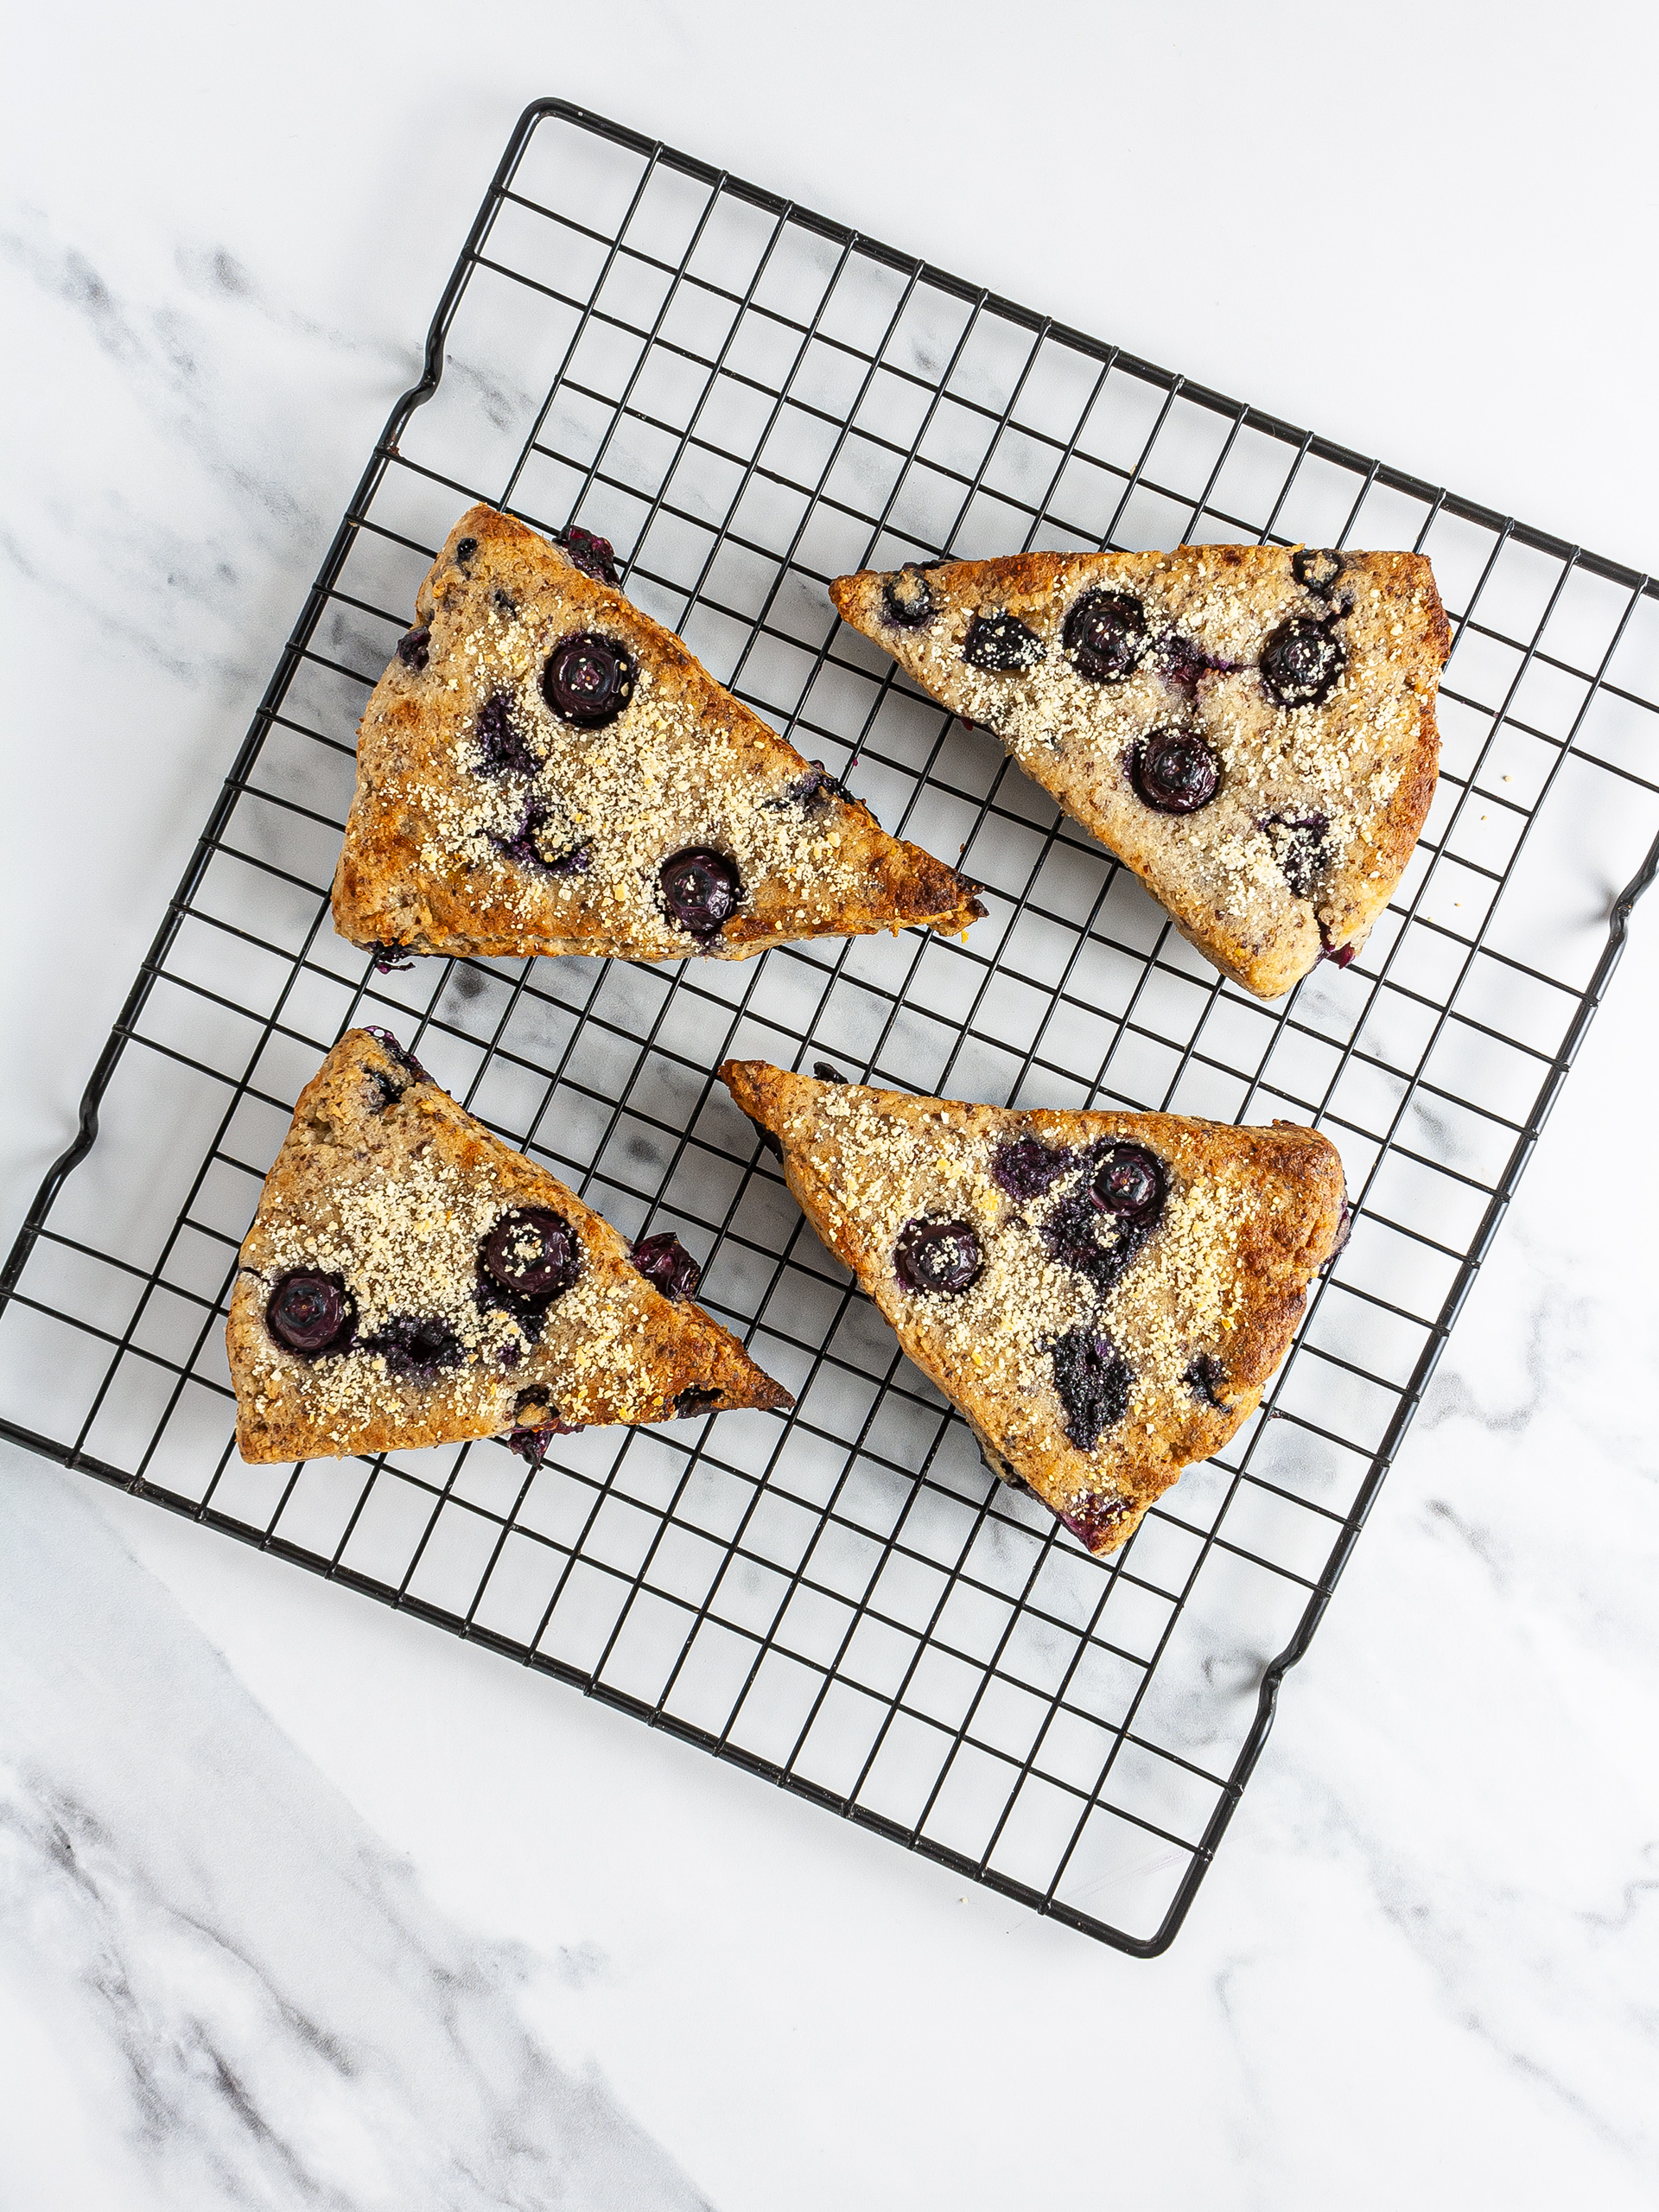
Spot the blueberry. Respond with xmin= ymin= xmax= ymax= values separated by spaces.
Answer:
xmin=266 ymin=1271 xmax=354 ymax=1357
xmin=454 ymin=535 xmax=479 ymax=564
xmin=1263 ymin=811 xmax=1331 ymax=899
xmin=488 ymin=802 xmax=591 ymax=877
xmin=1063 ymin=590 xmax=1147 ymax=684
xmin=1090 ymin=1142 xmax=1166 ymax=1225
xmin=1260 ymin=616 xmax=1344 ymax=708
xmin=1185 ymin=1353 xmax=1230 ymax=1410
xmin=360 ymin=1313 xmax=462 ymax=1381
xmin=963 ymin=613 xmax=1046 ymax=672
xmin=881 ymin=563 xmax=941 ymax=629
xmin=630 ymin=1230 xmax=702 ymax=1302
xmin=1131 ymin=728 xmax=1221 ymax=814
xmin=367 ymin=943 xmax=416 ymax=974
xmin=397 ymin=625 xmax=431 ymax=671
xmin=674 ymin=1386 xmax=724 ymax=1418
xmin=1321 ymin=1194 xmax=1353 ymax=1274
xmin=811 ymin=1061 xmax=849 ymax=1084
xmin=658 ymin=848 xmax=741 ymax=942
xmin=554 ymin=522 xmax=620 ymax=586
xmin=1059 ymin=1492 xmax=1133 ymax=1550
xmin=480 ymin=1208 xmax=581 ymax=1304
xmin=1292 ymin=548 xmax=1342 ymax=595
xmin=894 ymin=1217 xmax=982 ymax=1295
xmin=474 ymin=690 xmax=537 ymax=777
xmin=542 ymin=632 xmax=635 ymax=727
xmin=991 ymin=1135 xmax=1070 ymax=1199
xmin=1051 ymin=1329 xmax=1133 ymax=1452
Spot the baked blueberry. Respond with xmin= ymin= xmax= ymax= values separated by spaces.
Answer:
xmin=1064 ymin=590 xmax=1147 ymax=684
xmin=658 ymin=848 xmax=741 ymax=942
xmin=474 ymin=690 xmax=537 ymax=777
xmin=542 ymin=632 xmax=635 ymax=727
xmin=553 ymin=522 xmax=620 ymax=586
xmin=811 ymin=1061 xmax=849 ymax=1084
xmin=454 ymin=535 xmax=479 ymax=565
xmin=1260 ymin=615 xmax=1344 ymax=708
xmin=363 ymin=1028 xmax=429 ymax=1084
xmin=991 ymin=1135 xmax=1070 ymax=1198
xmin=367 ymin=943 xmax=416 ymax=974
xmin=1292 ymin=548 xmax=1342 ymax=595
xmin=767 ymin=763 xmax=846 ymax=811
xmin=397 ymin=625 xmax=431 ymax=671
xmin=1051 ymin=1328 xmax=1133 ymax=1452
xmin=1090 ymin=1141 xmax=1166 ymax=1226
xmin=963 ymin=613 xmax=1046 ymax=672
xmin=1264 ymin=812 xmax=1331 ymax=899
xmin=894 ymin=1216 xmax=982 ymax=1295
xmin=674 ymin=1386 xmax=724 ymax=1418
xmin=489 ymin=802 xmax=591 ymax=876
xmin=361 ymin=1313 xmax=462 ymax=1380
xmin=266 ymin=1271 xmax=354 ymax=1357
xmin=630 ymin=1230 xmax=702 ymax=1302
xmin=1059 ymin=1491 xmax=1133 ymax=1550
xmin=882 ymin=563 xmax=940 ymax=629
xmin=1185 ymin=1353 xmax=1230 ymax=1409
xmin=1041 ymin=1185 xmax=1142 ymax=1296
xmin=480 ymin=1207 xmax=582 ymax=1302
xmin=1131 ymin=729 xmax=1221 ymax=813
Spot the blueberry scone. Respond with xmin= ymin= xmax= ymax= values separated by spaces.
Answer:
xmin=333 ymin=506 xmax=984 ymax=963
xmin=721 ymin=1061 xmax=1345 ymax=1554
xmin=227 ymin=1028 xmax=791 ymax=1465
xmin=830 ymin=545 xmax=1448 ymax=997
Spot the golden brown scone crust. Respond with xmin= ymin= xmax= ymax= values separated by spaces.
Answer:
xmin=227 ymin=1029 xmax=791 ymax=1465
xmin=721 ymin=1060 xmax=1344 ymax=1554
xmin=334 ymin=505 xmax=983 ymax=961
xmin=830 ymin=545 xmax=1448 ymax=998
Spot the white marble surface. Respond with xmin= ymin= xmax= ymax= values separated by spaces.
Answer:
xmin=3 ymin=4 xmax=1658 ymax=2206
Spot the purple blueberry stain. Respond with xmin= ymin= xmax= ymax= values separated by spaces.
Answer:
xmin=488 ymin=802 xmax=591 ymax=877
xmin=1185 ymin=1353 xmax=1232 ymax=1411
xmin=894 ymin=1217 xmax=982 ymax=1296
xmin=1321 ymin=1193 xmax=1354 ymax=1275
xmin=991 ymin=1135 xmax=1071 ymax=1199
xmin=1058 ymin=1491 xmax=1133 ymax=1551
xmin=364 ymin=1028 xmax=429 ymax=1084
xmin=658 ymin=848 xmax=741 ymax=943
xmin=1063 ymin=590 xmax=1147 ymax=684
xmin=359 ymin=1313 xmax=463 ymax=1382
xmin=1155 ymin=633 xmax=1242 ymax=696
xmin=963 ymin=613 xmax=1046 ymax=673
xmin=1051 ymin=1329 xmax=1133 ymax=1452
xmin=674 ymin=1386 xmax=724 ymax=1419
xmin=1131 ymin=729 xmax=1221 ymax=814
xmin=474 ymin=690 xmax=537 ymax=777
xmin=397 ymin=624 xmax=431 ymax=671
xmin=266 ymin=1271 xmax=355 ymax=1357
xmin=1292 ymin=548 xmax=1343 ymax=596
xmin=367 ymin=943 xmax=416 ymax=974
xmin=1263 ymin=811 xmax=1332 ymax=900
xmin=631 ymin=1230 xmax=702 ymax=1302
xmin=1260 ymin=614 xmax=1345 ymax=708
xmin=542 ymin=632 xmax=635 ymax=728
xmin=554 ymin=522 xmax=620 ymax=586
xmin=767 ymin=763 xmax=847 ymax=812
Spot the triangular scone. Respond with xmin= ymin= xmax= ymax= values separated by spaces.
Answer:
xmin=227 ymin=1029 xmax=791 ymax=1465
xmin=721 ymin=1061 xmax=1344 ymax=1554
xmin=332 ymin=505 xmax=984 ymax=962
xmin=830 ymin=545 xmax=1448 ymax=997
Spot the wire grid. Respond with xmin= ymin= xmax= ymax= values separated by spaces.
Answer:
xmin=3 ymin=101 xmax=1657 ymax=1956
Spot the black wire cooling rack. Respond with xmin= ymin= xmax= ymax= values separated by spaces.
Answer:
xmin=4 ymin=100 xmax=1656 ymax=1956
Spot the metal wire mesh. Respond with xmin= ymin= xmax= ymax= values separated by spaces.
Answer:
xmin=3 ymin=99 xmax=1656 ymax=1955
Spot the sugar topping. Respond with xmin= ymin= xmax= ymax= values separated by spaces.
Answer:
xmin=782 ymin=1085 xmax=1249 ymax=1513
xmin=379 ymin=562 xmax=862 ymax=954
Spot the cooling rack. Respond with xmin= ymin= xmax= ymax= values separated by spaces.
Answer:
xmin=3 ymin=99 xmax=1656 ymax=1956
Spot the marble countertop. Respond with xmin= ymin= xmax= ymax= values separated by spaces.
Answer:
xmin=3 ymin=6 xmax=1657 ymax=2206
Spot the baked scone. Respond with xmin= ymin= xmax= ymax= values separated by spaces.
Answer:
xmin=721 ymin=1060 xmax=1345 ymax=1554
xmin=227 ymin=1028 xmax=791 ymax=1465
xmin=333 ymin=505 xmax=984 ymax=962
xmin=830 ymin=545 xmax=1449 ymax=997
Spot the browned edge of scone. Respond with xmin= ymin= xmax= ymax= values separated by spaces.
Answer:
xmin=829 ymin=546 xmax=1451 ymax=1000
xmin=331 ymin=504 xmax=986 ymax=962
xmin=719 ymin=1058 xmax=1345 ymax=1554
xmin=227 ymin=1027 xmax=792 ymax=1465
